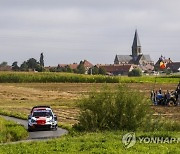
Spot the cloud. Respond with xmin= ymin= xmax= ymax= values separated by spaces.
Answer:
xmin=0 ymin=0 xmax=180 ymax=65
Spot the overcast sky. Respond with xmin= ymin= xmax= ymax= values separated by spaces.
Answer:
xmin=0 ymin=0 xmax=180 ymax=66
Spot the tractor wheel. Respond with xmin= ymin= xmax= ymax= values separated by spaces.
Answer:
xmin=167 ymin=100 xmax=175 ymax=107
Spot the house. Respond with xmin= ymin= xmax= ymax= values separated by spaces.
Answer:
xmin=114 ymin=30 xmax=154 ymax=70
xmin=139 ymin=64 xmax=154 ymax=73
xmin=82 ymin=60 xmax=93 ymax=74
xmin=58 ymin=63 xmax=78 ymax=70
xmin=99 ymin=64 xmax=138 ymax=75
xmin=0 ymin=66 xmax=12 ymax=71
xmin=154 ymin=56 xmax=172 ymax=71
xmin=154 ymin=55 xmax=180 ymax=72
xmin=167 ymin=62 xmax=180 ymax=72
xmin=58 ymin=60 xmax=93 ymax=74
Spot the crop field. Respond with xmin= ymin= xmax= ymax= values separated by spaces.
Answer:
xmin=0 ymin=78 xmax=180 ymax=153
xmin=0 ymin=72 xmax=179 ymax=84
xmin=0 ymin=82 xmax=179 ymax=126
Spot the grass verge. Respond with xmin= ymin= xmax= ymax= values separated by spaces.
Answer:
xmin=0 ymin=117 xmax=28 ymax=143
xmin=0 ymin=110 xmax=27 ymax=120
xmin=0 ymin=131 xmax=179 ymax=153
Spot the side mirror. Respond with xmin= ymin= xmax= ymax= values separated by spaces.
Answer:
xmin=54 ymin=115 xmax=57 ymax=121
xmin=28 ymin=115 xmax=31 ymax=119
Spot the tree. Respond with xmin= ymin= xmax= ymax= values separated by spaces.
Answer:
xmin=88 ymin=66 xmax=106 ymax=75
xmin=26 ymin=58 xmax=38 ymax=70
xmin=12 ymin=61 xmax=19 ymax=71
xmin=40 ymin=53 xmax=44 ymax=67
xmin=99 ymin=67 xmax=106 ymax=75
xmin=88 ymin=66 xmax=99 ymax=75
xmin=20 ymin=61 xmax=28 ymax=71
xmin=36 ymin=64 xmax=45 ymax=72
xmin=65 ymin=65 xmax=73 ymax=73
xmin=92 ymin=66 xmax=99 ymax=75
xmin=49 ymin=67 xmax=57 ymax=72
xmin=77 ymin=61 xmax=85 ymax=74
xmin=56 ymin=65 xmax=65 ymax=72
xmin=128 ymin=68 xmax=142 ymax=77
xmin=0 ymin=61 xmax=8 ymax=67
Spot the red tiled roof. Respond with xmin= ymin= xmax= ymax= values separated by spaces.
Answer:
xmin=0 ymin=66 xmax=12 ymax=71
xmin=58 ymin=63 xmax=78 ymax=70
xmin=58 ymin=60 xmax=93 ymax=70
xmin=69 ymin=64 xmax=78 ymax=69
xmin=140 ymin=64 xmax=154 ymax=71
xmin=83 ymin=60 xmax=93 ymax=68
xmin=99 ymin=64 xmax=133 ymax=73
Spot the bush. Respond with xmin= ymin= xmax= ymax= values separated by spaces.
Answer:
xmin=74 ymin=84 xmax=150 ymax=131
xmin=128 ymin=68 xmax=142 ymax=77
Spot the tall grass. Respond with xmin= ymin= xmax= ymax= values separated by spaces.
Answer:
xmin=0 ymin=72 xmax=119 ymax=83
xmin=0 ymin=110 xmax=27 ymax=120
xmin=0 ymin=72 xmax=179 ymax=83
xmin=0 ymin=117 xmax=28 ymax=143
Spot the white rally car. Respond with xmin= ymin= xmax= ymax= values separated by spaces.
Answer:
xmin=28 ymin=106 xmax=58 ymax=131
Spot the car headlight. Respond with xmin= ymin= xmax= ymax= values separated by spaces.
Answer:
xmin=47 ymin=119 xmax=54 ymax=122
xmin=31 ymin=119 xmax=36 ymax=123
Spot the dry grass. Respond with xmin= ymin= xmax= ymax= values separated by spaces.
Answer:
xmin=0 ymin=83 xmax=179 ymax=126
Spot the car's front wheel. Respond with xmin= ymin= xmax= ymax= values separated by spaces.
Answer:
xmin=52 ymin=124 xmax=57 ymax=131
xmin=28 ymin=125 xmax=33 ymax=132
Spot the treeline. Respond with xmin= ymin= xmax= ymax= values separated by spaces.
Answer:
xmin=49 ymin=61 xmax=87 ymax=74
xmin=49 ymin=63 xmax=106 ymax=75
xmin=11 ymin=53 xmax=45 ymax=72
xmin=3 ymin=53 xmax=106 ymax=75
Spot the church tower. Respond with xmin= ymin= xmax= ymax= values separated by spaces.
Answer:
xmin=132 ymin=30 xmax=142 ymax=58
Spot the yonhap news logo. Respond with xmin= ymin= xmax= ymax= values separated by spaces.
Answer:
xmin=122 ymin=132 xmax=136 ymax=148
xmin=122 ymin=132 xmax=180 ymax=148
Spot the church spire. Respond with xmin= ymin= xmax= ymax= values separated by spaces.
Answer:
xmin=132 ymin=29 xmax=142 ymax=57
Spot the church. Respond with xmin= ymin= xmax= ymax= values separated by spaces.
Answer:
xmin=114 ymin=30 xmax=154 ymax=69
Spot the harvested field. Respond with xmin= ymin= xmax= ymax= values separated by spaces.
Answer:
xmin=0 ymin=83 xmax=179 ymax=125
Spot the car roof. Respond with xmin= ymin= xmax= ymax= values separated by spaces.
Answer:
xmin=33 ymin=109 xmax=51 ymax=113
xmin=33 ymin=108 xmax=51 ymax=111
xmin=30 ymin=106 xmax=52 ymax=113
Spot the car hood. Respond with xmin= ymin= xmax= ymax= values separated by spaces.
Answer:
xmin=31 ymin=116 xmax=53 ymax=121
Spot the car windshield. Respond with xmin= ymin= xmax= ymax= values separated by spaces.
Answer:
xmin=33 ymin=111 xmax=52 ymax=117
